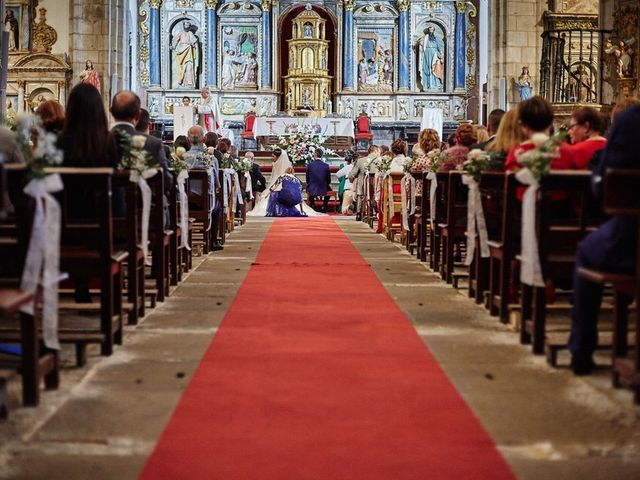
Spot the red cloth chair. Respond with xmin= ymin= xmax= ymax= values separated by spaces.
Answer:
xmin=240 ymin=112 xmax=257 ymax=150
xmin=354 ymin=113 xmax=373 ymax=151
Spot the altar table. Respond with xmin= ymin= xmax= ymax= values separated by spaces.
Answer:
xmin=253 ymin=117 xmax=355 ymax=139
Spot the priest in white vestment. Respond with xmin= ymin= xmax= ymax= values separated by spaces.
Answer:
xmin=196 ymin=87 xmax=222 ymax=133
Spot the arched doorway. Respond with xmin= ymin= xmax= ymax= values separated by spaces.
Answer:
xmin=278 ymin=4 xmax=337 ymax=112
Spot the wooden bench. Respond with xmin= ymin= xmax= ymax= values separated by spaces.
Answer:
xmin=382 ymin=172 xmax=404 ymax=241
xmin=438 ymin=172 xmax=468 ymax=285
xmin=187 ymin=169 xmax=214 ymax=254
xmin=487 ymin=173 xmax=519 ymax=322
xmin=519 ymin=171 xmax=602 ymax=354
xmin=577 ymin=168 xmax=640 ymax=403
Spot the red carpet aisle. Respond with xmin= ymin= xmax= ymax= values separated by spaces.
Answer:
xmin=140 ymin=218 xmax=514 ymax=480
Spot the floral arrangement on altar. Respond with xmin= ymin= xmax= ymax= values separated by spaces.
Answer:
xmin=515 ymin=132 xmax=567 ymax=181
xmin=15 ymin=114 xmax=63 ymax=178
xmin=460 ymin=148 xmax=502 ymax=182
xmin=275 ymin=123 xmax=333 ymax=165
xmin=115 ymin=130 xmax=159 ymax=177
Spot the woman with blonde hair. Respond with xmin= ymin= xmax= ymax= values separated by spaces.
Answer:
xmin=474 ymin=125 xmax=490 ymax=145
xmin=486 ymin=109 xmax=528 ymax=167
xmin=410 ymin=128 xmax=441 ymax=195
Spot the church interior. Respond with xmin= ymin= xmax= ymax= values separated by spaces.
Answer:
xmin=1 ymin=0 xmax=640 ymax=478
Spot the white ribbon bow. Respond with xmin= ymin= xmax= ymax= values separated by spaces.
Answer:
xmin=176 ymin=170 xmax=190 ymax=251
xmin=427 ymin=172 xmax=438 ymax=231
xmin=222 ymin=169 xmax=234 ymax=212
xmin=516 ymin=168 xmax=545 ymax=286
xmin=401 ymin=173 xmax=417 ymax=231
xmin=20 ymin=174 xmax=63 ymax=350
xmin=462 ymin=174 xmax=490 ymax=266
xmin=244 ymin=171 xmax=254 ymax=200
xmin=130 ymin=168 xmax=158 ymax=266
xmin=385 ymin=173 xmax=395 ymax=220
xmin=232 ymin=171 xmax=244 ymax=206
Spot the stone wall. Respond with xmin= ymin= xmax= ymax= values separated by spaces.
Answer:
xmin=68 ymin=0 xmax=130 ymax=101
xmin=487 ymin=0 xmax=546 ymax=112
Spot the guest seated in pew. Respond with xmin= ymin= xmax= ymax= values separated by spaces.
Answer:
xmin=348 ymin=145 xmax=379 ymax=221
xmin=204 ymin=132 xmax=223 ymax=164
xmin=505 ymin=96 xmax=573 ymax=173
xmin=471 ymin=109 xmax=505 ymax=151
xmin=111 ymin=92 xmax=173 ymax=194
xmin=560 ymin=107 xmax=607 ymax=170
xmin=411 ymin=128 xmax=441 ymax=196
xmin=389 ymin=139 xmax=409 ymax=173
xmin=473 ymin=125 xmax=490 ymax=146
xmin=59 ymin=83 xmax=118 ymax=168
xmin=173 ymin=135 xmax=190 ymax=153
xmin=438 ymin=124 xmax=477 ymax=172
xmin=35 ymin=100 xmax=65 ymax=135
xmin=569 ymin=105 xmax=640 ymax=375
xmin=186 ymin=126 xmax=223 ymax=251
xmin=486 ymin=109 xmax=528 ymax=167
xmin=137 ymin=108 xmax=171 ymax=161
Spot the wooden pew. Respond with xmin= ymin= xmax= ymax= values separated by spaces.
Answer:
xmin=577 ymin=168 xmax=640 ymax=403
xmin=382 ymin=172 xmax=404 ymax=241
xmin=168 ymin=175 xmax=192 ymax=285
xmin=53 ymin=167 xmax=126 ymax=364
xmin=429 ymin=172 xmax=450 ymax=272
xmin=487 ymin=173 xmax=519 ymax=322
xmin=148 ymin=172 xmax=172 ymax=302
xmin=467 ymin=172 xmax=506 ymax=304
xmin=519 ymin=171 xmax=601 ymax=354
xmin=406 ymin=172 xmax=423 ymax=254
xmin=187 ymin=169 xmax=214 ymax=254
xmin=438 ymin=171 xmax=468 ymax=285
xmin=216 ymin=169 xmax=226 ymax=247
xmin=112 ymin=172 xmax=145 ymax=324
xmin=0 ymin=165 xmax=59 ymax=408
xmin=415 ymin=171 xmax=431 ymax=263
xmin=363 ymin=173 xmax=377 ymax=229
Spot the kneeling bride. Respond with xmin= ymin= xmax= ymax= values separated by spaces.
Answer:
xmin=266 ymin=167 xmax=306 ymax=217
xmin=247 ymin=148 xmax=324 ymax=217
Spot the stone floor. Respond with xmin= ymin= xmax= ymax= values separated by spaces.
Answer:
xmin=1 ymin=217 xmax=639 ymax=479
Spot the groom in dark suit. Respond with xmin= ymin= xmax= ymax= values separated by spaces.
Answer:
xmin=306 ymin=148 xmax=331 ymax=212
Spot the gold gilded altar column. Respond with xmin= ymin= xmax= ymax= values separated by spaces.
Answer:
xmin=283 ymin=5 xmax=332 ymax=117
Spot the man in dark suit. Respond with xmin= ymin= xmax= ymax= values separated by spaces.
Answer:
xmin=111 ymin=91 xmax=174 ymax=230
xmin=569 ymin=104 xmax=640 ymax=375
xmin=244 ymin=152 xmax=266 ymax=193
xmin=306 ymin=148 xmax=332 ymax=212
xmin=470 ymin=108 xmax=505 ymax=151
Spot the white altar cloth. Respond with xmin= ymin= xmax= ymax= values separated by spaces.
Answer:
xmin=253 ymin=117 xmax=355 ymax=138
xmin=420 ymin=108 xmax=444 ymax=142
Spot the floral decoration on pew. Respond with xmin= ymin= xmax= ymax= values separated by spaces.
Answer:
xmin=14 ymin=114 xmax=64 ymax=350
xmin=375 ymin=154 xmax=393 ymax=175
xmin=15 ymin=114 xmax=63 ymax=179
xmin=220 ymin=152 xmax=240 ymax=170
xmin=170 ymin=147 xmax=189 ymax=175
xmin=236 ymin=157 xmax=253 ymax=174
xmin=402 ymin=156 xmax=415 ymax=173
xmin=426 ymin=149 xmax=445 ymax=173
xmin=115 ymin=130 xmax=159 ymax=179
xmin=516 ymin=131 xmax=567 ymax=181
xmin=460 ymin=149 xmax=502 ymax=182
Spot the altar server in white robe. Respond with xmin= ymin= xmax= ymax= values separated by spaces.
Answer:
xmin=196 ymin=87 xmax=222 ymax=133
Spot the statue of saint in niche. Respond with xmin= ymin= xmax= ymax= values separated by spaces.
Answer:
xmin=171 ymin=21 xmax=199 ymax=89
xmin=418 ymin=25 xmax=445 ymax=91
xmin=304 ymin=22 xmax=312 ymax=38
xmin=4 ymin=8 xmax=19 ymax=51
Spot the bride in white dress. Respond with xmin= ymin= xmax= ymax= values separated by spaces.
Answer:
xmin=247 ymin=149 xmax=325 ymax=217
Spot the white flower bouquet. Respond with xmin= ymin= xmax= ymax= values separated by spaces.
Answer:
xmin=15 ymin=114 xmax=63 ymax=179
xmin=171 ymin=147 xmax=189 ymax=175
xmin=516 ymin=132 xmax=567 ymax=181
xmin=115 ymin=130 xmax=159 ymax=177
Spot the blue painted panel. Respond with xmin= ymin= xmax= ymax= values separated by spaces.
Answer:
xmin=454 ymin=11 xmax=466 ymax=89
xmin=149 ymin=7 xmax=161 ymax=85
xmin=399 ymin=11 xmax=409 ymax=90
xmin=343 ymin=10 xmax=354 ymax=90
xmin=262 ymin=10 xmax=271 ymax=88
xmin=206 ymin=9 xmax=217 ymax=87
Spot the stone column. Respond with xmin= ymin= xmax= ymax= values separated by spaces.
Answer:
xmin=261 ymin=0 xmax=272 ymax=89
xmin=398 ymin=0 xmax=410 ymax=91
xmin=205 ymin=0 xmax=218 ymax=88
xmin=342 ymin=0 xmax=355 ymax=91
xmin=454 ymin=2 xmax=466 ymax=90
xmin=149 ymin=0 xmax=162 ymax=86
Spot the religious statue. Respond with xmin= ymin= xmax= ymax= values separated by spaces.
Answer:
xmin=239 ymin=52 xmax=258 ymax=86
xmin=5 ymin=99 xmax=16 ymax=129
xmin=382 ymin=49 xmax=393 ymax=85
xmin=517 ymin=66 xmax=533 ymax=101
xmin=304 ymin=22 xmax=312 ymax=38
xmin=568 ymin=65 xmax=591 ymax=103
xmin=344 ymin=99 xmax=354 ymax=118
xmin=149 ymin=97 xmax=160 ymax=117
xmin=30 ymin=94 xmax=46 ymax=112
xmin=302 ymin=87 xmax=312 ymax=106
xmin=286 ymin=88 xmax=293 ymax=109
xmin=358 ymin=58 xmax=368 ymax=87
xmin=171 ymin=21 xmax=199 ymax=88
xmin=398 ymin=99 xmax=408 ymax=120
xmin=80 ymin=60 xmax=101 ymax=92
xmin=418 ymin=26 xmax=445 ymax=91
xmin=4 ymin=9 xmax=19 ymax=51
xmin=604 ymin=37 xmax=636 ymax=79
xmin=221 ymin=50 xmax=242 ymax=89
